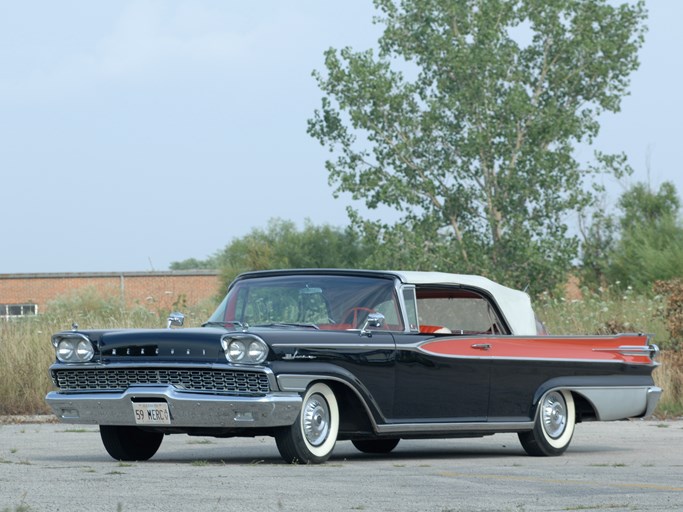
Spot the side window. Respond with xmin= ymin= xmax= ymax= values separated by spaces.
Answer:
xmin=374 ymin=300 xmax=400 ymax=327
xmin=402 ymin=287 xmax=419 ymax=332
xmin=415 ymin=288 xmax=508 ymax=335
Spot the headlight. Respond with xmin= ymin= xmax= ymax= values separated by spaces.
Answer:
xmin=56 ymin=339 xmax=75 ymax=361
xmin=228 ymin=340 xmax=246 ymax=361
xmin=53 ymin=334 xmax=94 ymax=363
xmin=221 ymin=335 xmax=268 ymax=364
xmin=247 ymin=340 xmax=268 ymax=361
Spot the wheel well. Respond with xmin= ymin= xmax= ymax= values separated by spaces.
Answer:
xmin=571 ymin=391 xmax=597 ymax=422
xmin=324 ymin=380 xmax=375 ymax=435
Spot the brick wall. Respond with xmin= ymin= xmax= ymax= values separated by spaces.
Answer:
xmin=0 ymin=271 xmax=222 ymax=314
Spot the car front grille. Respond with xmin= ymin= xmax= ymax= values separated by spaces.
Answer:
xmin=52 ymin=368 xmax=271 ymax=394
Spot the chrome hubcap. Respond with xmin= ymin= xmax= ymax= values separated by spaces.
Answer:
xmin=542 ymin=391 xmax=567 ymax=439
xmin=302 ymin=394 xmax=330 ymax=446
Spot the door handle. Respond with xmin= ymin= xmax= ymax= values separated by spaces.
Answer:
xmin=471 ymin=343 xmax=491 ymax=351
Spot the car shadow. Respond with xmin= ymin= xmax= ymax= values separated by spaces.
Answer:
xmin=145 ymin=438 xmax=626 ymax=465
xmin=36 ymin=437 xmax=627 ymax=466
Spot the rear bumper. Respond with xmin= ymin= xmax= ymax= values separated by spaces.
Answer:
xmin=45 ymin=386 xmax=302 ymax=428
xmin=644 ymin=386 xmax=663 ymax=418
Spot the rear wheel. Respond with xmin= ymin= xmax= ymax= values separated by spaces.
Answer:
xmin=276 ymin=383 xmax=339 ymax=464
xmin=352 ymin=438 xmax=400 ymax=454
xmin=100 ymin=425 xmax=164 ymax=461
xmin=518 ymin=389 xmax=575 ymax=456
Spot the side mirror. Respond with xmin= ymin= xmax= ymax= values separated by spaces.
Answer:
xmin=167 ymin=312 xmax=185 ymax=329
xmin=360 ymin=312 xmax=385 ymax=337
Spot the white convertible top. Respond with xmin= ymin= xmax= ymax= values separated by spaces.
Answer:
xmin=392 ymin=271 xmax=538 ymax=336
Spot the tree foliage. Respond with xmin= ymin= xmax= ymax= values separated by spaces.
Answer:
xmin=584 ymin=182 xmax=683 ymax=292
xmin=170 ymin=257 xmax=217 ymax=271
xmin=308 ymin=0 xmax=646 ymax=293
xmin=171 ymin=219 xmax=366 ymax=293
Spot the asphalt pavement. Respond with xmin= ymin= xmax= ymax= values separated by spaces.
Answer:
xmin=0 ymin=418 xmax=681 ymax=512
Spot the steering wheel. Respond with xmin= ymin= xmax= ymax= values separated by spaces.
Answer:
xmin=342 ymin=307 xmax=377 ymax=328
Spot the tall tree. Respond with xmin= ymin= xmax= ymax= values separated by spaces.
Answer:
xmin=309 ymin=0 xmax=646 ymax=293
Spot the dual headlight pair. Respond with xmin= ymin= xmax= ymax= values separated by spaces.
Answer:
xmin=53 ymin=333 xmax=94 ymax=363
xmin=221 ymin=334 xmax=268 ymax=364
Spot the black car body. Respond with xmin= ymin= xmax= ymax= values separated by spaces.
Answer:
xmin=46 ymin=269 xmax=661 ymax=463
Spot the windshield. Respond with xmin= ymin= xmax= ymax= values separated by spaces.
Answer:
xmin=208 ymin=274 xmax=404 ymax=331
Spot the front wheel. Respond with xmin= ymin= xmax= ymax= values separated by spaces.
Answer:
xmin=518 ymin=389 xmax=575 ymax=456
xmin=275 ymin=383 xmax=339 ymax=464
xmin=100 ymin=425 xmax=164 ymax=461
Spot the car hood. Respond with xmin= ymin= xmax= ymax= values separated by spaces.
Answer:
xmin=61 ymin=326 xmax=383 ymax=364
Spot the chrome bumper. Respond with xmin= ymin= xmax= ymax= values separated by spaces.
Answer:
xmin=644 ymin=386 xmax=663 ymax=418
xmin=45 ymin=386 xmax=302 ymax=428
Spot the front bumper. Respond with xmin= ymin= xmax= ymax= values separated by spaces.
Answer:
xmin=45 ymin=386 xmax=302 ymax=428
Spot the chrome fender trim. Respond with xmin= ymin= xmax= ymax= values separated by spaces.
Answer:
xmin=556 ymin=386 xmax=660 ymax=421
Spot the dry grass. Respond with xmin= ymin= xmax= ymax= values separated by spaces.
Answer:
xmin=0 ymin=318 xmax=56 ymax=415
xmin=654 ymin=351 xmax=683 ymax=418
xmin=535 ymin=287 xmax=669 ymax=343
xmin=0 ymin=291 xmax=681 ymax=417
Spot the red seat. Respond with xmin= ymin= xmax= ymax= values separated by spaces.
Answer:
xmin=419 ymin=325 xmax=451 ymax=334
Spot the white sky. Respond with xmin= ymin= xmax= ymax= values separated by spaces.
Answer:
xmin=1 ymin=1 xmax=680 ymax=273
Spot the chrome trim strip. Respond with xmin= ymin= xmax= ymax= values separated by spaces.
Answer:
xmin=271 ymin=343 xmax=396 ymax=351
xmin=45 ymin=385 xmax=301 ymax=428
xmin=376 ymin=421 xmax=534 ymax=434
xmin=50 ymin=361 xmax=271 ymax=371
xmin=410 ymin=350 xmax=655 ymax=365
xmin=52 ymin=332 xmax=91 ymax=348
xmin=593 ymin=345 xmax=657 ymax=357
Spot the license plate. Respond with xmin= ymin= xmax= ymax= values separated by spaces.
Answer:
xmin=133 ymin=402 xmax=171 ymax=425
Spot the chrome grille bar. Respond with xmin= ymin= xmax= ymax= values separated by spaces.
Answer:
xmin=53 ymin=368 xmax=271 ymax=394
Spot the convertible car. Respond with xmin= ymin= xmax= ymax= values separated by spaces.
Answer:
xmin=46 ymin=269 xmax=661 ymax=463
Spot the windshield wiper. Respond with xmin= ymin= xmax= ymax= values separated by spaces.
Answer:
xmin=201 ymin=320 xmax=245 ymax=329
xmin=251 ymin=322 xmax=320 ymax=330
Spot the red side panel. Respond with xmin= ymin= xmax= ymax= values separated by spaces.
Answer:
xmin=420 ymin=334 xmax=654 ymax=364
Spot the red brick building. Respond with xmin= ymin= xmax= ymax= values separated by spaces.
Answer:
xmin=0 ymin=271 xmax=222 ymax=318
